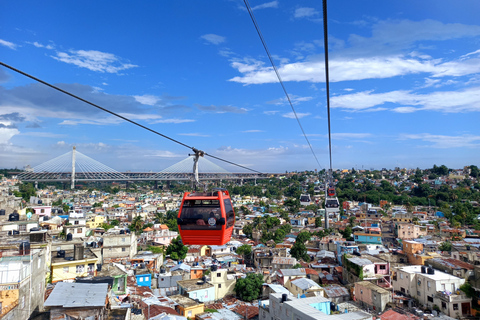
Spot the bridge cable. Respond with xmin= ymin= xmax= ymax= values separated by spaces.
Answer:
xmin=322 ymin=0 xmax=334 ymax=183
xmin=0 ymin=61 xmax=262 ymax=174
xmin=243 ymin=0 xmax=322 ymax=170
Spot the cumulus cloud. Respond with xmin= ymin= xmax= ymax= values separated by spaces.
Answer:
xmin=267 ymin=95 xmax=313 ymax=105
xmin=0 ymin=39 xmax=17 ymax=50
xmin=200 ymin=34 xmax=226 ymax=45
xmin=31 ymin=41 xmax=54 ymax=50
xmin=229 ymin=19 xmax=480 ymax=85
xmin=134 ymin=94 xmax=162 ymax=106
xmin=52 ymin=49 xmax=138 ymax=73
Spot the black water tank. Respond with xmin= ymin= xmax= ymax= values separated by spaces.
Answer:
xmin=38 ymin=200 xmax=43 ymax=204
xmin=0 ymin=209 xmax=5 ymax=216
xmin=19 ymin=241 xmax=31 ymax=255
xmin=12 ymin=230 xmax=19 ymax=235
xmin=427 ymin=267 xmax=435 ymax=275
xmin=331 ymin=302 xmax=336 ymax=311
xmin=57 ymin=250 xmax=66 ymax=258
xmin=74 ymin=244 xmax=84 ymax=260
xmin=66 ymin=233 xmax=73 ymax=241
xmin=211 ymin=265 xmax=218 ymax=272
xmin=160 ymin=268 xmax=166 ymax=273
xmin=281 ymin=293 xmax=288 ymax=303
xmin=8 ymin=212 xmax=19 ymax=221
xmin=120 ymin=230 xmax=125 ymax=234
xmin=421 ymin=265 xmax=426 ymax=273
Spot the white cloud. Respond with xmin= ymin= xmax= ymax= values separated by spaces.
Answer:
xmin=252 ymin=1 xmax=278 ymax=10
xmin=282 ymin=112 xmax=311 ymax=119
xmin=32 ymin=41 xmax=54 ymax=50
xmin=264 ymin=110 xmax=279 ymax=115
xmin=52 ymin=49 xmax=138 ymax=73
xmin=151 ymin=119 xmax=195 ymax=124
xmin=331 ymin=86 xmax=480 ymax=113
xmin=0 ymin=39 xmax=17 ymax=50
xmin=267 ymin=95 xmax=313 ymax=105
xmin=133 ymin=95 xmax=161 ymax=106
xmin=178 ymin=133 xmax=210 ymax=137
xmin=294 ymin=7 xmax=319 ymax=19
xmin=400 ymin=133 xmax=480 ymax=148
xmin=243 ymin=130 xmax=264 ymax=133
xmin=200 ymin=34 xmax=226 ymax=45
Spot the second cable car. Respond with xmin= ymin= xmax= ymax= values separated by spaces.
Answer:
xmin=177 ymin=189 xmax=235 ymax=245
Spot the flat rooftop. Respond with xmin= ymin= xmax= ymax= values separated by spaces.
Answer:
xmin=396 ymin=265 xmax=463 ymax=281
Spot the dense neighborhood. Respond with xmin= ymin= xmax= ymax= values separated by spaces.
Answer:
xmin=1 ymin=165 xmax=480 ymax=320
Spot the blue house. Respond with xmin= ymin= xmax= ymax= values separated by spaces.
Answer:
xmin=135 ymin=271 xmax=152 ymax=288
xmin=336 ymin=241 xmax=359 ymax=265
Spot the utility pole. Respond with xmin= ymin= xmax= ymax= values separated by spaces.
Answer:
xmin=71 ymin=146 xmax=76 ymax=189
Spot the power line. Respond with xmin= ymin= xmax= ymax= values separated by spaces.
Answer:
xmin=0 ymin=61 xmax=262 ymax=174
xmin=323 ymin=0 xmax=334 ymax=180
xmin=243 ymin=0 xmax=323 ymax=170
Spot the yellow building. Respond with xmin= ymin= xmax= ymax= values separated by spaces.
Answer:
xmin=0 ymin=289 xmax=19 ymax=318
xmin=170 ymin=295 xmax=204 ymax=318
xmin=86 ymin=215 xmax=105 ymax=229
xmin=209 ymin=269 xmax=236 ymax=300
xmin=50 ymin=247 xmax=99 ymax=283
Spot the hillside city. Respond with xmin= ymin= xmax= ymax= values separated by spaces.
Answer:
xmin=1 ymin=165 xmax=480 ymax=320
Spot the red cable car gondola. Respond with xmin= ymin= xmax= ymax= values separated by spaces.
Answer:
xmin=177 ymin=189 xmax=235 ymax=245
xmin=327 ymin=186 xmax=336 ymax=197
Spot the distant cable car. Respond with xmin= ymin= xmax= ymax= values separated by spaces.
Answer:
xmin=177 ymin=189 xmax=235 ymax=245
xmin=327 ymin=186 xmax=336 ymax=197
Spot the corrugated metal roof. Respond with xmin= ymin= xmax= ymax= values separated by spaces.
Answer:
xmin=44 ymin=282 xmax=108 ymax=308
xmin=291 ymin=278 xmax=320 ymax=290
xmin=272 ymin=257 xmax=297 ymax=265
xmin=323 ymin=285 xmax=349 ymax=298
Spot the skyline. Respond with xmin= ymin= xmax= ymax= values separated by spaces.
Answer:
xmin=1 ymin=1 xmax=480 ymax=173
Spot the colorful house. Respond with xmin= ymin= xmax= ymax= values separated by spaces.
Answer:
xmin=170 ymin=294 xmax=204 ymax=318
xmin=177 ymin=279 xmax=215 ymax=303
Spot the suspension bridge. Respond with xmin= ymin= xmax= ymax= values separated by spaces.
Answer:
xmin=16 ymin=147 xmax=273 ymax=188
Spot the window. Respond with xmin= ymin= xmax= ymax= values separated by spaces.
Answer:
xmin=453 ymin=304 xmax=458 ymax=311
xmin=379 ymin=265 xmax=386 ymax=270
xmin=21 ymin=296 xmax=25 ymax=308
xmin=428 ymin=296 xmax=434 ymax=302
xmin=139 ymin=277 xmax=144 ymax=282
xmin=122 ymin=238 xmax=125 ymax=242
xmin=442 ymin=302 xmax=447 ymax=309
xmin=63 ymin=267 xmax=69 ymax=273
xmin=122 ymin=248 xmax=126 ymax=252
xmin=217 ymin=273 xmax=221 ymax=277
xmin=74 ymin=220 xmax=79 ymax=225
xmin=400 ymin=273 xmax=403 ymax=279
xmin=41 ymin=209 xmax=45 ymax=213
xmin=76 ymin=265 xmax=85 ymax=273
xmin=194 ymin=270 xmax=197 ymax=274
xmin=427 ymin=281 xmax=431 ymax=288
xmin=417 ymin=291 xmax=421 ymax=296
xmin=19 ymin=225 xmax=26 ymax=231
xmin=218 ymin=284 xmax=222 ymax=288
xmin=77 ymin=228 xmax=82 ymax=233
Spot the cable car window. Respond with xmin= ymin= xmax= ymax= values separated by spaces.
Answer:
xmin=179 ymin=200 xmax=222 ymax=230
xmin=224 ymin=199 xmax=235 ymax=228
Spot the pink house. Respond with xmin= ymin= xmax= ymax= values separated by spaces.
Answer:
xmin=33 ymin=206 xmax=52 ymax=218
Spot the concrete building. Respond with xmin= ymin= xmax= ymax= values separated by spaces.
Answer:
xmin=177 ymin=278 xmax=215 ymax=303
xmin=102 ymin=231 xmax=137 ymax=261
xmin=0 ymin=244 xmax=47 ymax=320
xmin=259 ymin=293 xmax=372 ymax=320
xmin=286 ymin=278 xmax=325 ymax=298
xmin=393 ymin=265 xmax=471 ymax=317
xmin=395 ymin=223 xmax=427 ymax=240
xmin=170 ymin=294 xmax=204 ymax=319
xmin=208 ymin=268 xmax=236 ymax=300
xmin=353 ymin=227 xmax=382 ymax=245
xmin=354 ymin=281 xmax=391 ymax=312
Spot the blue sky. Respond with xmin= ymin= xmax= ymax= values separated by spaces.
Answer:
xmin=1 ymin=0 xmax=479 ymax=173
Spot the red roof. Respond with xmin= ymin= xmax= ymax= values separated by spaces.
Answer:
xmin=381 ymin=309 xmax=419 ymax=320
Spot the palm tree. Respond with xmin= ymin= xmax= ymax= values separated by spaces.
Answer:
xmin=129 ymin=216 xmax=144 ymax=234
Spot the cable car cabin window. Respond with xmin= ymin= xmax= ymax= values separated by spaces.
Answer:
xmin=180 ymin=199 xmax=222 ymax=230
xmin=224 ymin=199 xmax=235 ymax=228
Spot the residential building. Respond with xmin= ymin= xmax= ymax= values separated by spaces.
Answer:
xmin=323 ymin=285 xmax=350 ymax=303
xmin=353 ymin=227 xmax=382 ymax=245
xmin=86 ymin=215 xmax=105 ymax=229
xmin=0 ymin=243 xmax=47 ymax=320
xmin=286 ymin=278 xmax=325 ymax=298
xmin=50 ymin=244 xmax=99 ymax=283
xmin=209 ymin=269 xmax=236 ymax=300
xmin=354 ymin=281 xmax=391 ymax=312
xmin=43 ymin=282 xmax=109 ymax=320
xmin=102 ymin=231 xmax=137 ymax=261
xmin=395 ymin=223 xmax=427 ymax=240
xmin=177 ymin=278 xmax=215 ymax=303
xmin=259 ymin=293 xmax=372 ymax=320
xmin=336 ymin=241 xmax=359 ymax=265
xmin=170 ymin=295 xmax=205 ymax=319
xmin=342 ymin=255 xmax=391 ymax=288
xmin=393 ymin=265 xmax=471 ymax=317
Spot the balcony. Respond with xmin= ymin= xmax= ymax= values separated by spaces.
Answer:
xmin=435 ymin=291 xmax=470 ymax=302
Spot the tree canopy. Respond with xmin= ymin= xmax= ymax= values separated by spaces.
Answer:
xmin=234 ymin=273 xmax=264 ymax=301
xmin=166 ymin=236 xmax=188 ymax=260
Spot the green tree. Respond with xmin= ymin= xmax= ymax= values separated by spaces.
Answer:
xmin=439 ymin=241 xmax=452 ymax=252
xmin=290 ymin=231 xmax=311 ymax=262
xmin=236 ymin=244 xmax=252 ymax=256
xmin=234 ymin=273 xmax=264 ymax=302
xmin=147 ymin=245 xmax=163 ymax=254
xmin=166 ymin=236 xmax=188 ymax=260
xmin=129 ymin=216 xmax=144 ymax=234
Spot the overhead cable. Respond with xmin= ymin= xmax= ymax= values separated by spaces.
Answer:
xmin=0 ymin=61 xmax=262 ymax=174
xmin=243 ymin=0 xmax=322 ymax=170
